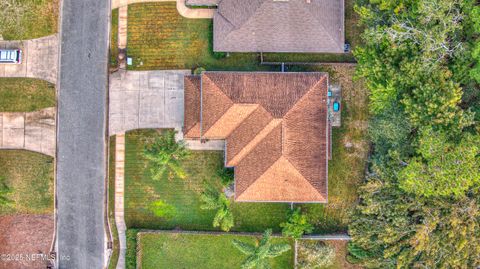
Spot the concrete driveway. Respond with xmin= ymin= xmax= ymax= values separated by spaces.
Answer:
xmin=0 ymin=108 xmax=56 ymax=156
xmin=109 ymin=70 xmax=190 ymax=135
xmin=0 ymin=35 xmax=58 ymax=84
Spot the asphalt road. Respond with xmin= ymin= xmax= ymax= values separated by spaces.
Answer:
xmin=55 ymin=0 xmax=110 ymax=267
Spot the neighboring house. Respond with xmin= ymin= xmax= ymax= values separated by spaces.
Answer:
xmin=184 ymin=72 xmax=331 ymax=203
xmin=213 ymin=0 xmax=345 ymax=53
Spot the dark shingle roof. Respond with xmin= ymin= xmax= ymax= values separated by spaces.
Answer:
xmin=214 ymin=0 xmax=344 ymax=53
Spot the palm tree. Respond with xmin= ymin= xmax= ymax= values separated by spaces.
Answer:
xmin=143 ymin=130 xmax=190 ymax=180
xmin=233 ymin=229 xmax=291 ymax=269
xmin=0 ymin=176 xmax=12 ymax=207
xmin=200 ymin=186 xmax=234 ymax=231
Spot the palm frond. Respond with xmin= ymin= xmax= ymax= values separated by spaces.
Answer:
xmin=220 ymin=210 xmax=234 ymax=232
xmin=200 ymin=189 xmax=220 ymax=210
xmin=258 ymin=259 xmax=272 ymax=269
xmin=259 ymin=229 xmax=273 ymax=247
xmin=241 ymin=255 xmax=258 ymax=269
xmin=233 ymin=239 xmax=256 ymax=255
xmin=169 ymin=159 xmax=187 ymax=179
xmin=266 ymin=244 xmax=291 ymax=258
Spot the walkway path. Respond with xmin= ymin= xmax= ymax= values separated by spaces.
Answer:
xmin=176 ymin=0 xmax=215 ymax=19
xmin=114 ymin=134 xmax=127 ymax=269
xmin=118 ymin=5 xmax=128 ymax=50
xmin=0 ymin=35 xmax=58 ymax=84
xmin=0 ymin=108 xmax=55 ymax=156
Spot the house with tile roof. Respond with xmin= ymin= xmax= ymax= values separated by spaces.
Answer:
xmin=184 ymin=72 xmax=330 ymax=203
xmin=213 ymin=0 xmax=345 ymax=53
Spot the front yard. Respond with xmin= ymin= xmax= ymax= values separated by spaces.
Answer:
xmin=0 ymin=0 xmax=59 ymax=40
xmin=125 ymin=130 xmax=290 ymax=232
xmin=137 ymin=232 xmax=294 ymax=269
xmin=0 ymin=150 xmax=54 ymax=215
xmin=0 ymin=78 xmax=56 ymax=112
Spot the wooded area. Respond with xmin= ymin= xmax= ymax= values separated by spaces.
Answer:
xmin=347 ymin=0 xmax=480 ymax=268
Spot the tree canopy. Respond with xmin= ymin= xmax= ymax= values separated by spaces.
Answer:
xmin=200 ymin=185 xmax=234 ymax=232
xmin=143 ymin=130 xmax=190 ymax=180
xmin=349 ymin=0 xmax=480 ymax=267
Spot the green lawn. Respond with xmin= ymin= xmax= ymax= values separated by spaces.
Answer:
xmin=138 ymin=232 xmax=294 ymax=269
xmin=0 ymin=150 xmax=54 ymax=215
xmin=0 ymin=0 xmax=59 ymax=40
xmin=125 ymin=129 xmax=290 ymax=232
xmin=110 ymin=8 xmax=119 ymax=68
xmin=126 ymin=2 xmax=359 ymax=71
xmin=0 ymin=78 xmax=56 ymax=112
xmin=108 ymin=137 xmax=120 ymax=269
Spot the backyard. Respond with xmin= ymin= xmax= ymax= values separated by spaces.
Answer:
xmin=124 ymin=66 xmax=368 ymax=234
xmin=0 ymin=78 xmax=56 ymax=112
xmin=137 ymin=232 xmax=294 ymax=269
xmin=125 ymin=1 xmax=360 ymax=71
xmin=0 ymin=0 xmax=59 ymax=40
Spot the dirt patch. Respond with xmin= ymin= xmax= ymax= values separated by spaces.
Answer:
xmin=324 ymin=240 xmax=362 ymax=269
xmin=0 ymin=214 xmax=53 ymax=269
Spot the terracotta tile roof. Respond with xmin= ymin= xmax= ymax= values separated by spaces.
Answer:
xmin=184 ymin=75 xmax=201 ymax=139
xmin=203 ymin=104 xmax=259 ymax=139
xmin=227 ymin=118 xmax=281 ymax=167
xmin=214 ymin=0 xmax=344 ymax=53
xmin=226 ymin=106 xmax=273 ymax=166
xmin=183 ymin=71 xmax=329 ymax=203
xmin=236 ymin=156 xmax=325 ymax=202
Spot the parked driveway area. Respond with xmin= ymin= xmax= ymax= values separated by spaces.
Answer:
xmin=109 ymin=70 xmax=189 ymax=135
xmin=0 ymin=35 xmax=58 ymax=84
xmin=0 ymin=108 xmax=56 ymax=156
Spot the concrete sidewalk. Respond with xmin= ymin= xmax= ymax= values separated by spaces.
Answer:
xmin=0 ymin=35 xmax=58 ymax=84
xmin=114 ymin=134 xmax=127 ymax=269
xmin=0 ymin=108 xmax=56 ymax=156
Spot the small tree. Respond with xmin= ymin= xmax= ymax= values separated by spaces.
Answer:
xmin=0 ymin=176 xmax=12 ymax=207
xmin=280 ymin=208 xmax=313 ymax=239
xmin=233 ymin=229 xmax=291 ymax=269
xmin=297 ymin=241 xmax=335 ymax=269
xmin=143 ymin=130 xmax=190 ymax=180
xmin=200 ymin=186 xmax=234 ymax=231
